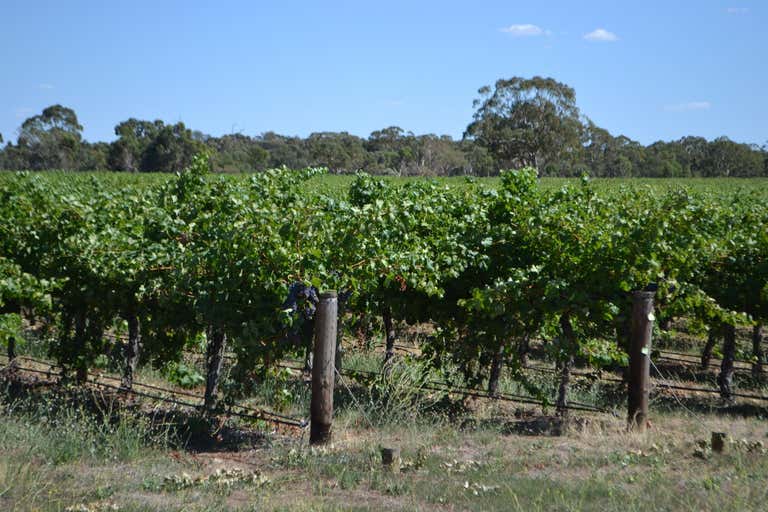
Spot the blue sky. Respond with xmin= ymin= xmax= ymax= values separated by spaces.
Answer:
xmin=1 ymin=1 xmax=765 ymax=145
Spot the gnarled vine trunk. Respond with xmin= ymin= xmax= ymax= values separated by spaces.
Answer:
xmin=382 ymin=306 xmax=396 ymax=365
xmin=204 ymin=326 xmax=227 ymax=413
xmin=303 ymin=345 xmax=314 ymax=373
xmin=488 ymin=342 xmax=505 ymax=397
xmin=701 ymin=329 xmax=717 ymax=370
xmin=517 ymin=334 xmax=530 ymax=367
xmin=717 ymin=324 xmax=736 ymax=402
xmin=74 ymin=310 xmax=88 ymax=384
xmin=752 ymin=324 xmax=763 ymax=378
xmin=556 ymin=314 xmax=575 ymax=418
xmin=121 ymin=313 xmax=141 ymax=390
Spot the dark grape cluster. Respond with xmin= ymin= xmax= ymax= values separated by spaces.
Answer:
xmin=283 ymin=282 xmax=319 ymax=321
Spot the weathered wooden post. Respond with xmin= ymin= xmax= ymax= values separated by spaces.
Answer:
xmin=628 ymin=290 xmax=654 ymax=431
xmin=311 ymin=291 xmax=338 ymax=445
xmin=711 ymin=432 xmax=727 ymax=453
xmin=381 ymin=447 xmax=401 ymax=473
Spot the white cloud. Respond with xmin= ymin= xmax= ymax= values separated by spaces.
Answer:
xmin=664 ymin=101 xmax=711 ymax=112
xmin=584 ymin=28 xmax=618 ymax=42
xmin=500 ymin=24 xmax=550 ymax=37
xmin=726 ymin=7 xmax=749 ymax=14
xmin=38 ymin=83 xmax=54 ymax=90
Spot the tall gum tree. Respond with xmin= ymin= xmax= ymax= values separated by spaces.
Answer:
xmin=464 ymin=76 xmax=584 ymax=173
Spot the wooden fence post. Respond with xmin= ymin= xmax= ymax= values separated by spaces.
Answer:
xmin=628 ymin=290 xmax=654 ymax=431
xmin=381 ymin=447 xmax=401 ymax=473
xmin=311 ymin=291 xmax=338 ymax=445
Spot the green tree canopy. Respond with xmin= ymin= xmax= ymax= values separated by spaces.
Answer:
xmin=15 ymin=105 xmax=84 ymax=170
xmin=464 ymin=76 xmax=584 ymax=172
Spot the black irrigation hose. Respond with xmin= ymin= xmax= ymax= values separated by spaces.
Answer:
xmin=87 ymin=378 xmax=306 ymax=428
xmin=312 ymin=361 xmax=603 ymax=410
xmin=658 ymin=349 xmax=765 ymax=370
xmin=10 ymin=354 xmax=304 ymax=424
xmin=95 ymin=373 xmax=303 ymax=424
xmin=522 ymin=357 xmax=768 ymax=402
xmin=655 ymin=354 xmax=764 ymax=376
xmin=522 ymin=364 xmax=627 ymax=384
xmin=3 ymin=359 xmax=307 ymax=428
xmin=9 ymin=350 xmax=765 ymax=426
xmin=281 ymin=359 xmax=768 ymax=406
xmin=656 ymin=355 xmax=732 ymax=373
xmin=367 ymin=342 xmax=421 ymax=354
xmin=2 ymin=364 xmax=56 ymax=379
xmin=420 ymin=381 xmax=608 ymax=414
xmin=656 ymin=354 xmax=718 ymax=368
xmin=330 ymin=364 xmax=610 ymax=414
xmin=652 ymin=381 xmax=768 ymax=402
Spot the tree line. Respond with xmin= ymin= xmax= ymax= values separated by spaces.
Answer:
xmin=1 ymin=77 xmax=766 ymax=177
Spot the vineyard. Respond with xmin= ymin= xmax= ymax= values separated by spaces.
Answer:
xmin=1 ymin=162 xmax=768 ymax=510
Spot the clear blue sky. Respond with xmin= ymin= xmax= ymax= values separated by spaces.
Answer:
xmin=1 ymin=0 xmax=765 ymax=146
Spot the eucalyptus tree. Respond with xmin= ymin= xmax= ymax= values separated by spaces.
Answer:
xmin=464 ymin=76 xmax=584 ymax=171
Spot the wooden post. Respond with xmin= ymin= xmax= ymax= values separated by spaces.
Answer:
xmin=711 ymin=432 xmax=727 ymax=453
xmin=381 ymin=447 xmax=401 ymax=473
xmin=311 ymin=291 xmax=337 ymax=445
xmin=628 ymin=290 xmax=654 ymax=431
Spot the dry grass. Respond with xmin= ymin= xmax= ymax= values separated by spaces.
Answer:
xmin=3 ymin=400 xmax=767 ymax=511
xmin=3 ymin=321 xmax=768 ymax=511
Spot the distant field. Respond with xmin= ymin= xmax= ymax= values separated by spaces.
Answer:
xmin=305 ymin=174 xmax=768 ymax=198
xmin=2 ymin=170 xmax=768 ymax=198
